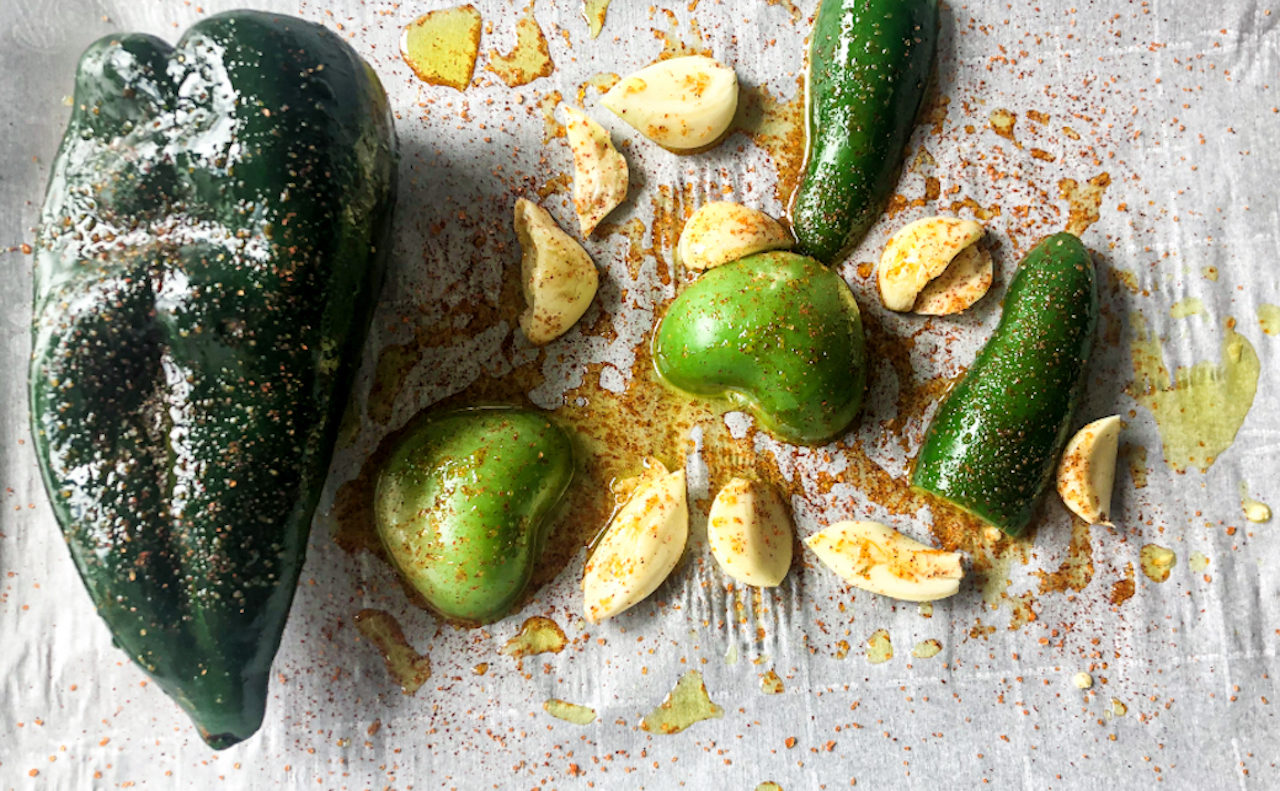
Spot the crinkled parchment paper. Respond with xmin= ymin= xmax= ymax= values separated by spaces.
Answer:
xmin=1 ymin=0 xmax=1278 ymax=787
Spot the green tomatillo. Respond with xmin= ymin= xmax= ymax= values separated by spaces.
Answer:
xmin=653 ymin=251 xmax=867 ymax=445
xmin=374 ymin=407 xmax=575 ymax=625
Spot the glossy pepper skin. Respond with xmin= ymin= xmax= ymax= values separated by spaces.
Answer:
xmin=653 ymin=251 xmax=866 ymax=445
xmin=374 ymin=407 xmax=575 ymax=625
xmin=28 ymin=12 xmax=396 ymax=749
xmin=911 ymin=233 xmax=1099 ymax=535
xmin=791 ymin=0 xmax=939 ymax=264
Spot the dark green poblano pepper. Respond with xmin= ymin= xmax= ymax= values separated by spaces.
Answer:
xmin=28 ymin=12 xmax=396 ymax=749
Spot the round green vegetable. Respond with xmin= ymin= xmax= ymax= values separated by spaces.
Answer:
xmin=375 ymin=407 xmax=575 ymax=625
xmin=653 ymin=251 xmax=866 ymax=445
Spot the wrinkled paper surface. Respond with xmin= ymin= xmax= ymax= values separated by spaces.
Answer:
xmin=1 ymin=0 xmax=1278 ymax=787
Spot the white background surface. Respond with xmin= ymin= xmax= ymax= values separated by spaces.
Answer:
xmin=2 ymin=0 xmax=1278 ymax=788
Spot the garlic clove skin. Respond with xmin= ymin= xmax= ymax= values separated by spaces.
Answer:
xmin=677 ymin=202 xmax=793 ymax=272
xmin=707 ymin=478 xmax=793 ymax=587
xmin=583 ymin=468 xmax=689 ymax=622
xmin=601 ymin=56 xmax=739 ymax=151
xmin=561 ymin=105 xmax=628 ymax=237
xmin=877 ymin=217 xmax=986 ymax=312
xmin=1057 ymin=415 xmax=1121 ymax=525
xmin=514 ymin=198 xmax=599 ymax=345
xmin=806 ymin=520 xmax=964 ymax=602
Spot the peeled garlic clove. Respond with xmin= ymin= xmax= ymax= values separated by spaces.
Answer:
xmin=677 ymin=202 xmax=793 ymax=271
xmin=561 ymin=105 xmax=628 ymax=237
xmin=912 ymin=241 xmax=993 ymax=315
xmin=805 ymin=520 xmax=964 ymax=602
xmin=1057 ymin=415 xmax=1121 ymax=525
xmin=707 ymin=478 xmax=793 ymax=587
xmin=583 ymin=468 xmax=688 ymax=622
xmin=514 ymin=198 xmax=599 ymax=345
xmin=877 ymin=217 xmax=986 ymax=312
xmin=601 ymin=56 xmax=738 ymax=151
xmin=610 ymin=457 xmax=669 ymax=505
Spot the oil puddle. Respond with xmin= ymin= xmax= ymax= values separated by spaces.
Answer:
xmin=502 ymin=616 xmax=568 ymax=660
xmin=1128 ymin=313 xmax=1259 ymax=473
xmin=911 ymin=639 xmax=942 ymax=659
xmin=583 ymin=0 xmax=611 ymax=38
xmin=640 ymin=670 xmax=724 ymax=734
xmin=367 ymin=342 xmax=421 ymax=425
xmin=1033 ymin=517 xmax=1094 ymax=594
xmin=1257 ymin=304 xmax=1280 ymax=336
xmin=1123 ymin=443 xmax=1149 ymax=489
xmin=651 ymin=9 xmax=712 ymax=60
xmin=764 ymin=0 xmax=802 ymax=21
xmin=989 ymin=108 xmax=1021 ymax=149
xmin=400 ymin=5 xmax=482 ymax=91
xmin=1140 ymin=544 xmax=1176 ymax=583
xmin=336 ymin=397 xmax=361 ymax=451
xmin=1240 ymin=482 xmax=1272 ymax=523
xmin=1060 ymin=173 xmax=1111 ymax=235
xmin=866 ymin=629 xmax=893 ymax=664
xmin=730 ymin=79 xmax=806 ymax=206
xmin=576 ymin=72 xmax=620 ymax=105
xmin=1170 ymin=297 xmax=1205 ymax=319
xmin=1109 ymin=563 xmax=1136 ymax=605
xmin=544 ymin=698 xmax=597 ymax=725
xmin=538 ymin=90 xmax=566 ymax=142
xmin=486 ymin=0 xmax=554 ymax=87
xmin=354 ymin=609 xmax=432 ymax=695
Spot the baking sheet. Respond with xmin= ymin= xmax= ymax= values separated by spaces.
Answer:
xmin=2 ymin=0 xmax=1279 ymax=787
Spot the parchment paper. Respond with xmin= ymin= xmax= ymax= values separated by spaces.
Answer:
xmin=2 ymin=0 xmax=1278 ymax=788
